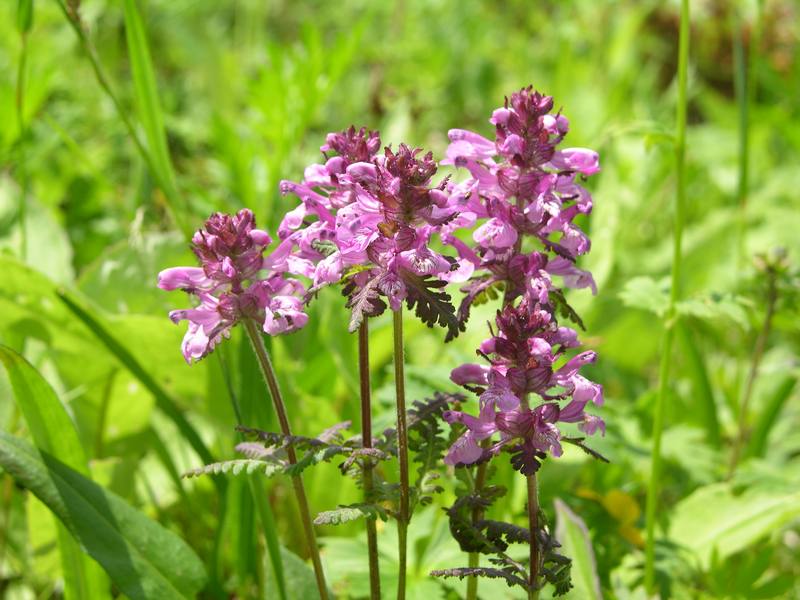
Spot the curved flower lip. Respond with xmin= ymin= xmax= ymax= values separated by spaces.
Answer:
xmin=549 ymin=148 xmax=600 ymax=175
xmin=157 ymin=267 xmax=214 ymax=292
xmin=450 ymin=363 xmax=490 ymax=386
xmin=546 ymin=257 xmax=597 ymax=294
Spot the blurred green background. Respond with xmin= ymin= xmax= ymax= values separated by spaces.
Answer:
xmin=1 ymin=0 xmax=798 ymax=598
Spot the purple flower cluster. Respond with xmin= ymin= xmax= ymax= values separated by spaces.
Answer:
xmin=277 ymin=127 xmax=472 ymax=330
xmin=439 ymin=87 xmax=603 ymax=473
xmin=158 ymin=209 xmax=308 ymax=362
xmin=440 ymin=87 xmax=598 ymax=328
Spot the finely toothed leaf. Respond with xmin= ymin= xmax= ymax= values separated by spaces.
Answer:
xmin=284 ymin=445 xmax=352 ymax=476
xmin=311 ymin=239 xmax=338 ymax=257
xmin=183 ymin=459 xmax=284 ymax=479
xmin=451 ymin=275 xmax=503 ymax=341
xmin=343 ymin=273 xmax=387 ymax=332
xmin=549 ymin=288 xmax=586 ymax=331
xmin=236 ymin=426 xmax=333 ymax=451
xmin=509 ymin=444 xmax=547 ymax=476
xmin=406 ymin=393 xmax=464 ymax=505
xmin=338 ymin=447 xmax=392 ymax=476
xmin=235 ymin=441 xmax=278 ymax=460
xmin=313 ymin=503 xmax=388 ymax=526
xmin=0 ymin=432 xmax=207 ymax=599
xmin=400 ymin=268 xmax=463 ymax=338
xmin=430 ymin=567 xmax=529 ymax=589
xmin=561 ymin=437 xmax=610 ymax=463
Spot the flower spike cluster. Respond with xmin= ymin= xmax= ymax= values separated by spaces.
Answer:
xmin=441 ymin=86 xmax=599 ymax=334
xmin=158 ymin=209 xmax=308 ymax=362
xmin=441 ymin=87 xmax=604 ymax=474
xmin=278 ymin=127 xmax=473 ymax=334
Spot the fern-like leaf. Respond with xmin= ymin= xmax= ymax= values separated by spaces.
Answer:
xmin=400 ymin=268 xmax=462 ymax=339
xmin=183 ymin=459 xmax=283 ymax=479
xmin=313 ymin=503 xmax=388 ymax=526
xmin=430 ymin=567 xmax=529 ymax=589
xmin=343 ymin=272 xmax=387 ymax=332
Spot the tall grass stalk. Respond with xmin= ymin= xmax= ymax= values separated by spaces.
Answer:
xmin=16 ymin=0 xmax=32 ymax=260
xmin=644 ymin=0 xmax=690 ymax=591
xmin=733 ymin=12 xmax=749 ymax=269
xmin=392 ymin=309 xmax=410 ymax=600
xmin=55 ymin=0 xmax=190 ymax=236
xmin=358 ymin=321 xmax=381 ymax=600
xmin=243 ymin=319 xmax=329 ymax=600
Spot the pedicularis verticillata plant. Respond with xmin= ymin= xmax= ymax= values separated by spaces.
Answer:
xmin=159 ymin=86 xmax=605 ymax=600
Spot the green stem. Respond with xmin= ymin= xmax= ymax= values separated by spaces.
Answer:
xmin=729 ymin=269 xmax=778 ymax=475
xmin=359 ymin=321 xmax=381 ymax=600
xmin=527 ymin=474 xmax=539 ymax=600
xmin=392 ymin=309 xmax=409 ymax=600
xmin=55 ymin=1 xmax=190 ymax=236
xmin=243 ymin=319 xmax=329 ymax=600
xmin=733 ymin=10 xmax=749 ymax=270
xmin=644 ymin=0 xmax=690 ymax=592
xmin=16 ymin=27 xmax=29 ymax=260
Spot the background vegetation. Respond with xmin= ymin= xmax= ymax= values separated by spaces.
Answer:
xmin=0 ymin=0 xmax=798 ymax=598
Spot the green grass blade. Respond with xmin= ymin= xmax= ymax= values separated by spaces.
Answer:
xmin=121 ymin=0 xmax=182 ymax=211
xmin=216 ymin=341 xmax=287 ymax=600
xmin=250 ymin=475 xmax=288 ymax=600
xmin=554 ymin=499 xmax=602 ymax=600
xmin=0 ymin=346 xmax=108 ymax=598
xmin=676 ymin=323 xmax=721 ymax=447
xmin=0 ymin=431 xmax=207 ymax=599
xmin=746 ymin=377 xmax=797 ymax=459
xmin=56 ymin=292 xmax=222 ymax=493
xmin=54 ymin=0 xmax=190 ymax=235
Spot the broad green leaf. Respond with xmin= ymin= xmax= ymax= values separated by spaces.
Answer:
xmin=618 ymin=276 xmax=669 ymax=316
xmin=0 ymin=345 xmax=107 ymax=598
xmin=0 ymin=346 xmax=87 ymax=469
xmin=0 ymin=431 xmax=207 ymax=599
xmin=670 ymin=482 xmax=800 ymax=568
xmin=676 ymin=294 xmax=750 ymax=328
xmin=555 ymin=498 xmax=602 ymax=600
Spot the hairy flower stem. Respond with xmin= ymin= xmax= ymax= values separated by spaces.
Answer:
xmin=729 ymin=269 xmax=778 ymax=475
xmin=359 ymin=321 xmax=381 ymax=600
xmin=644 ymin=0 xmax=690 ymax=592
xmin=392 ymin=308 xmax=410 ymax=600
xmin=243 ymin=319 xmax=329 ymax=600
